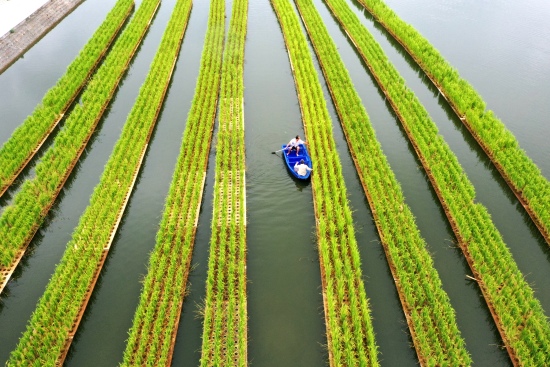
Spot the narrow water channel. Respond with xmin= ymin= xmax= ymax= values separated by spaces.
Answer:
xmin=244 ymin=0 xmax=326 ymax=365
xmin=171 ymin=0 xmax=224 ymax=364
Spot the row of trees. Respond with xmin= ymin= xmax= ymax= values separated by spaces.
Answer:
xmin=323 ymin=0 xmax=550 ymax=364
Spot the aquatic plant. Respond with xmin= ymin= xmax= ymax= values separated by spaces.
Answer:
xmin=356 ymin=0 xmax=550 ymax=245
xmin=272 ymin=0 xmax=379 ymax=365
xmin=322 ymin=0 xmax=550 ymax=364
xmin=0 ymin=0 xmax=134 ymax=198
xmin=121 ymin=0 xmax=226 ymax=364
xmin=293 ymin=0 xmax=471 ymax=364
xmin=200 ymin=0 xmax=248 ymax=365
xmin=5 ymin=0 xmax=178 ymax=363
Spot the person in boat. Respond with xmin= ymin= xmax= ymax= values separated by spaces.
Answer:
xmin=285 ymin=135 xmax=306 ymax=156
xmin=294 ymin=159 xmax=313 ymax=177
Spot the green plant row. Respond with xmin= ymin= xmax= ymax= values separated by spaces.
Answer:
xmin=199 ymin=0 xmax=248 ymax=366
xmin=121 ymin=0 xmax=226 ymax=364
xmin=5 ymin=0 xmax=166 ymax=364
xmin=356 ymin=0 xmax=550 ymax=244
xmin=0 ymin=0 xmax=159 ymax=278
xmin=272 ymin=0 xmax=380 ymax=365
xmin=293 ymin=0 xmax=471 ymax=365
xmin=323 ymin=0 xmax=550 ymax=365
xmin=0 ymin=0 xmax=134 ymax=198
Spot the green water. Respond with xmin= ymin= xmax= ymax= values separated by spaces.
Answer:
xmin=0 ymin=0 xmax=548 ymax=366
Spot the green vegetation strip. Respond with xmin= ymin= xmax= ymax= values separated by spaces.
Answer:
xmin=323 ymin=0 xmax=550 ymax=365
xmin=199 ymin=0 xmax=248 ymax=366
xmin=272 ymin=0 xmax=379 ymax=365
xmin=356 ymin=0 xmax=550 ymax=245
xmin=0 ymin=0 xmax=158 ymax=295
xmin=294 ymin=0 xmax=470 ymax=365
xmin=0 ymin=0 xmax=134 ymax=198
xmin=5 ymin=0 xmax=169 ymax=364
xmin=121 ymin=0 xmax=226 ymax=365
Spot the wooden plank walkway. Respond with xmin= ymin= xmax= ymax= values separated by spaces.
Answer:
xmin=0 ymin=0 xmax=85 ymax=74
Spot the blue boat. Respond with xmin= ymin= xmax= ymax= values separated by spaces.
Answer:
xmin=282 ymin=143 xmax=312 ymax=180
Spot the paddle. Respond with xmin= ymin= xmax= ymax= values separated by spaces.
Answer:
xmin=271 ymin=147 xmax=288 ymax=154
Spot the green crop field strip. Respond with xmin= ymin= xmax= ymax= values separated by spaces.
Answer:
xmin=356 ymin=0 xmax=550 ymax=245
xmin=0 ymin=0 xmax=159 ymax=295
xmin=0 ymin=0 xmax=134 ymax=199
xmin=121 ymin=0 xmax=225 ymax=364
xmin=322 ymin=0 xmax=550 ymax=364
xmin=199 ymin=0 xmax=248 ymax=365
xmin=293 ymin=0 xmax=470 ymax=365
xmin=272 ymin=0 xmax=380 ymax=365
xmin=5 ymin=0 xmax=176 ymax=364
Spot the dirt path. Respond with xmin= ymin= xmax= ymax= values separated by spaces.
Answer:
xmin=0 ymin=0 xmax=85 ymax=74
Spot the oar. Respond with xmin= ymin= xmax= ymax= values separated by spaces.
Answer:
xmin=271 ymin=147 xmax=288 ymax=154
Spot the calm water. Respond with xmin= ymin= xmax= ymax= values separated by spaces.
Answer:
xmin=0 ymin=0 xmax=548 ymax=366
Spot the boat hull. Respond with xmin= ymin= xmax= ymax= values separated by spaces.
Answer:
xmin=282 ymin=144 xmax=312 ymax=180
